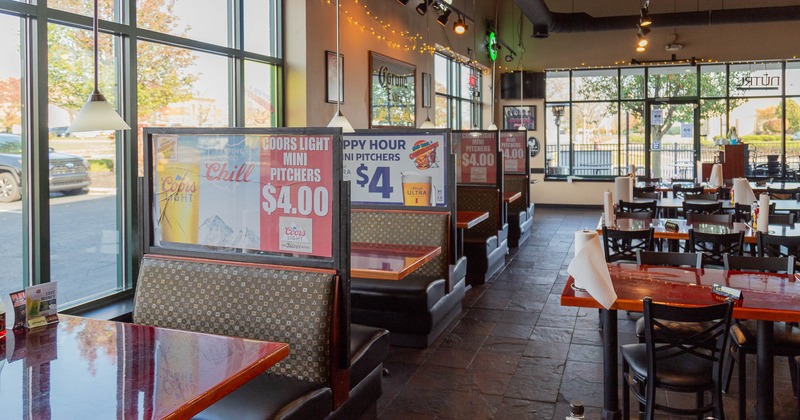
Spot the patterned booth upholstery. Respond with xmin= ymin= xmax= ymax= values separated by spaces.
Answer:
xmin=504 ymin=175 xmax=534 ymax=248
xmin=350 ymin=210 xmax=466 ymax=348
xmin=456 ymin=187 xmax=509 ymax=285
xmin=133 ymin=255 xmax=387 ymax=420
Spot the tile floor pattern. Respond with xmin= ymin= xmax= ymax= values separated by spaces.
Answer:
xmin=376 ymin=207 xmax=799 ymax=419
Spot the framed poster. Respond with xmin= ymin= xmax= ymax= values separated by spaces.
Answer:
xmin=453 ymin=131 xmax=499 ymax=185
xmin=421 ymin=72 xmax=432 ymax=109
xmin=369 ymin=51 xmax=416 ymax=128
xmin=503 ymin=105 xmax=536 ymax=130
xmin=499 ymin=130 xmax=527 ymax=174
xmin=326 ymin=51 xmax=344 ymax=104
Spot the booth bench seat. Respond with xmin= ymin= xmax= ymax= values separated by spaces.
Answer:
xmin=505 ymin=175 xmax=534 ymax=248
xmin=350 ymin=210 xmax=466 ymax=348
xmin=457 ymin=187 xmax=509 ymax=285
xmin=133 ymin=254 xmax=388 ymax=420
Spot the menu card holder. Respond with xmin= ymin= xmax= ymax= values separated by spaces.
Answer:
xmin=24 ymin=283 xmax=58 ymax=329
xmin=664 ymin=221 xmax=680 ymax=232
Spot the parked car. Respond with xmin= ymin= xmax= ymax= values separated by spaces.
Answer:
xmin=49 ymin=126 xmax=69 ymax=137
xmin=0 ymin=133 xmax=91 ymax=203
xmin=751 ymin=162 xmax=796 ymax=179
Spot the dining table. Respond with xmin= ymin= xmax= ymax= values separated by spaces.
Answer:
xmin=0 ymin=314 xmax=289 ymax=419
xmin=350 ymin=242 xmax=442 ymax=281
xmin=456 ymin=210 xmax=489 ymax=257
xmin=631 ymin=197 xmax=800 ymax=214
xmin=599 ymin=217 xmax=800 ymax=244
xmin=560 ymin=263 xmax=800 ymax=419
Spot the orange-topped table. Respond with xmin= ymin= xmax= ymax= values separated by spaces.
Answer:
xmin=351 ymin=242 xmax=441 ymax=280
xmin=503 ymin=191 xmax=522 ymax=203
xmin=0 ymin=314 xmax=289 ymax=420
xmin=457 ymin=210 xmax=489 ymax=229
xmin=561 ymin=264 xmax=800 ymax=419
xmin=599 ymin=217 xmax=800 ymax=244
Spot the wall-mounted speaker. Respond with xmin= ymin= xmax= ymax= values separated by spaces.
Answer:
xmin=500 ymin=71 xmax=545 ymax=100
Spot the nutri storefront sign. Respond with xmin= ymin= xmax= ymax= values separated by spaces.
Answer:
xmin=343 ymin=132 xmax=448 ymax=207
xmin=152 ymin=133 xmax=334 ymax=258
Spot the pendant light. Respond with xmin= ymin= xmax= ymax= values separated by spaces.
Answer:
xmin=327 ymin=0 xmax=355 ymax=133
xmin=68 ymin=0 xmax=130 ymax=133
xmin=418 ymin=2 xmax=435 ymax=129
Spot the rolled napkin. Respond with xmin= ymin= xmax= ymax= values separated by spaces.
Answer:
xmin=615 ymin=176 xmax=633 ymax=203
xmin=733 ymin=178 xmax=756 ymax=204
xmin=603 ymin=191 xmax=615 ymax=227
xmin=696 ymin=161 xmax=704 ymax=184
xmin=569 ymin=230 xmax=617 ymax=309
xmin=709 ymin=163 xmax=723 ymax=188
xmin=758 ymin=193 xmax=770 ymax=233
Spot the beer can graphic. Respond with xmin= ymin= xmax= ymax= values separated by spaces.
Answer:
xmin=158 ymin=162 xmax=200 ymax=244
xmin=402 ymin=172 xmax=433 ymax=206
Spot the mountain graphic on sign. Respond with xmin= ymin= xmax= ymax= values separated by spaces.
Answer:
xmin=199 ymin=215 xmax=234 ymax=246
xmin=229 ymin=227 xmax=259 ymax=249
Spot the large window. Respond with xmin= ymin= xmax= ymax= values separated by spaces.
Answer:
xmin=545 ymin=61 xmax=800 ymax=179
xmin=434 ymin=53 xmax=482 ymax=129
xmin=0 ymin=0 xmax=282 ymax=308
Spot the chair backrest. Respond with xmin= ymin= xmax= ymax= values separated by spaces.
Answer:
xmin=634 ymin=185 xmax=656 ymax=194
xmin=602 ymin=226 xmax=654 ymax=263
xmin=682 ymin=201 xmax=723 ymax=215
xmin=757 ymin=232 xmax=800 ymax=266
xmin=769 ymin=213 xmax=796 ymax=225
xmin=685 ymin=193 xmax=719 ymax=201
xmin=636 ymin=250 xmax=703 ymax=268
xmin=616 ymin=211 xmax=653 ymax=220
xmin=717 ymin=187 xmax=731 ymax=200
xmin=673 ymin=184 xmax=704 ymax=198
xmin=688 ymin=229 xmax=745 ymax=267
xmin=642 ymin=297 xmax=733 ymax=396
xmin=687 ymin=213 xmax=733 ymax=225
xmin=634 ymin=192 xmax=661 ymax=200
xmin=637 ymin=177 xmax=661 ymax=184
xmin=619 ymin=200 xmax=657 ymax=214
xmin=734 ymin=202 xmax=776 ymax=222
xmin=723 ymin=254 xmax=795 ymax=274
xmin=767 ymin=186 xmax=800 ymax=200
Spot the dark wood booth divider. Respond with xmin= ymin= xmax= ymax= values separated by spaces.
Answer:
xmin=139 ymin=128 xmax=388 ymax=420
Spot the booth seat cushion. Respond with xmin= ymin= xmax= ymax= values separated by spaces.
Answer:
xmin=351 ymin=275 xmax=446 ymax=313
xmin=349 ymin=324 xmax=390 ymax=388
xmin=193 ymin=373 xmax=332 ymax=420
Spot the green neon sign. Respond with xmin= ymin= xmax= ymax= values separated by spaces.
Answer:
xmin=487 ymin=31 xmax=498 ymax=61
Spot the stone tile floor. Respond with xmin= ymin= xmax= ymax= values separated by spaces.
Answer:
xmin=376 ymin=207 xmax=799 ymax=419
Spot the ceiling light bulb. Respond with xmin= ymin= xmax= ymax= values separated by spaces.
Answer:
xmin=636 ymin=46 xmax=646 ymax=52
xmin=637 ymin=34 xmax=648 ymax=47
xmin=453 ymin=17 xmax=467 ymax=35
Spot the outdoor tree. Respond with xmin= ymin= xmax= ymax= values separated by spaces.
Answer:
xmin=778 ymin=98 xmax=800 ymax=135
xmin=47 ymin=0 xmax=197 ymax=127
xmin=0 ymin=77 xmax=22 ymax=132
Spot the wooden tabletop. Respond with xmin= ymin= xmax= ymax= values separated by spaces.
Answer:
xmin=351 ymin=242 xmax=442 ymax=281
xmin=504 ymin=191 xmax=522 ymax=203
xmin=599 ymin=217 xmax=800 ymax=244
xmin=456 ymin=211 xmax=489 ymax=229
xmin=0 ymin=315 xmax=289 ymax=419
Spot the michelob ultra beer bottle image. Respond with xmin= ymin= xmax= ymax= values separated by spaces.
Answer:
xmin=158 ymin=162 xmax=200 ymax=244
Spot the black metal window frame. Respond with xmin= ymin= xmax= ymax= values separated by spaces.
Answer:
xmin=434 ymin=52 xmax=482 ymax=129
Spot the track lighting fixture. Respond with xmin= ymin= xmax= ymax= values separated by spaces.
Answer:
xmin=396 ymin=0 xmax=410 ymax=5
xmin=636 ymin=45 xmax=645 ymax=52
xmin=639 ymin=7 xmax=652 ymax=26
xmin=437 ymin=9 xmax=452 ymax=26
xmin=637 ymin=33 xmax=648 ymax=47
xmin=453 ymin=16 xmax=467 ymax=35
xmin=416 ymin=0 xmax=432 ymax=15
xmin=505 ymin=53 xmax=515 ymax=62
xmin=638 ymin=24 xmax=651 ymax=37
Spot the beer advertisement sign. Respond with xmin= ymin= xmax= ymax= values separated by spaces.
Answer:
xmin=342 ymin=132 xmax=448 ymax=207
xmin=499 ymin=131 xmax=527 ymax=174
xmin=453 ymin=131 xmax=498 ymax=184
xmin=153 ymin=133 xmax=334 ymax=258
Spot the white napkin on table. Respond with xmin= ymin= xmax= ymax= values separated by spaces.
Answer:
xmin=709 ymin=164 xmax=724 ymax=188
xmin=569 ymin=230 xmax=618 ymax=309
xmin=758 ymin=193 xmax=770 ymax=233
xmin=615 ymin=176 xmax=633 ymax=203
xmin=733 ymin=178 xmax=756 ymax=204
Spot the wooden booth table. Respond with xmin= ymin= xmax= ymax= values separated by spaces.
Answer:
xmin=456 ymin=210 xmax=489 ymax=257
xmin=350 ymin=242 xmax=441 ymax=281
xmin=0 ymin=314 xmax=289 ymax=420
xmin=561 ymin=264 xmax=800 ymax=419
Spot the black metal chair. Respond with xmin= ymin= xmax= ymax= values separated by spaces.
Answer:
xmin=733 ymin=202 xmax=776 ymax=223
xmin=673 ymin=184 xmax=703 ymax=199
xmin=621 ymin=298 xmax=733 ymax=420
xmin=637 ymin=177 xmax=661 ymax=184
xmin=602 ymin=226 xmax=654 ymax=263
xmin=619 ymin=200 xmax=657 ymax=216
xmin=615 ymin=211 xmax=653 ymax=221
xmin=688 ymin=229 xmax=745 ymax=267
xmin=757 ymin=231 xmax=800 ymax=271
xmin=770 ymin=213 xmax=796 ymax=225
xmin=767 ymin=186 xmax=800 ymax=200
xmin=682 ymin=201 xmax=723 ymax=216
xmin=720 ymin=253 xmax=800 ymax=419
xmin=634 ymin=185 xmax=656 ymax=194
xmin=634 ymin=191 xmax=660 ymax=200
xmin=717 ymin=186 xmax=732 ymax=200
xmin=636 ymin=250 xmax=702 ymax=268
xmin=687 ymin=213 xmax=733 ymax=225
xmin=685 ymin=193 xmax=719 ymax=201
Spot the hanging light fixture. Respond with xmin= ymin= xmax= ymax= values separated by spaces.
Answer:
xmin=637 ymin=32 xmax=648 ymax=48
xmin=639 ymin=7 xmax=652 ymax=26
xmin=396 ymin=0 xmax=410 ymax=5
xmin=416 ymin=0 xmax=432 ymax=15
xmin=327 ymin=0 xmax=354 ymax=133
xmin=636 ymin=45 xmax=646 ymax=52
xmin=68 ymin=0 xmax=130 ymax=133
xmin=453 ymin=15 xmax=467 ymax=34
xmin=436 ymin=9 xmax=452 ymax=26
xmin=420 ymin=4 xmax=435 ymax=129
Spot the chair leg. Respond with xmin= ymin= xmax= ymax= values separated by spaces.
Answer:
xmin=722 ymin=344 xmax=736 ymax=393
xmin=738 ymin=349 xmax=747 ymax=420
xmin=622 ymin=362 xmax=631 ymax=420
xmin=696 ymin=391 xmax=704 ymax=420
xmin=645 ymin=379 xmax=656 ymax=420
xmin=790 ymin=356 xmax=799 ymax=398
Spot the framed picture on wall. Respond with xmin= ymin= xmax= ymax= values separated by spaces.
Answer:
xmin=421 ymin=72 xmax=432 ymax=109
xmin=326 ymin=51 xmax=344 ymax=104
xmin=369 ymin=51 xmax=416 ymax=128
xmin=503 ymin=105 xmax=536 ymax=130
